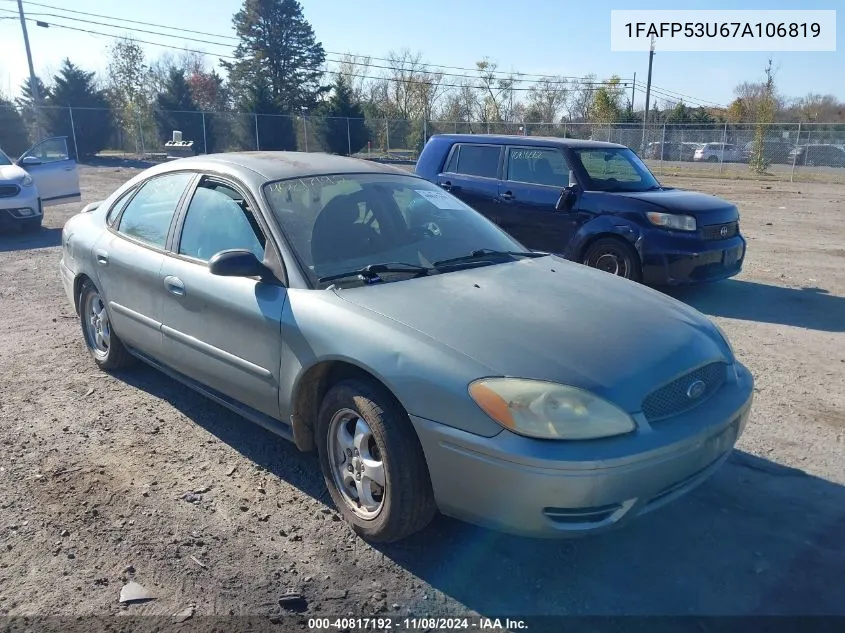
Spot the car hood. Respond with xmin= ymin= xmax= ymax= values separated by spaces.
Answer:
xmin=0 ymin=164 xmax=26 ymax=184
xmin=332 ymin=256 xmax=732 ymax=413
xmin=613 ymin=189 xmax=739 ymax=223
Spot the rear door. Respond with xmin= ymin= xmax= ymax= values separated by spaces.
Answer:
xmin=18 ymin=137 xmax=81 ymax=206
xmin=436 ymin=143 xmax=503 ymax=222
xmin=496 ymin=146 xmax=580 ymax=253
xmin=93 ymin=171 xmax=196 ymax=357
xmin=158 ymin=175 xmax=287 ymax=418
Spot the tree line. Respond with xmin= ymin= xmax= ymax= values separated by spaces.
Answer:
xmin=1 ymin=0 xmax=842 ymax=159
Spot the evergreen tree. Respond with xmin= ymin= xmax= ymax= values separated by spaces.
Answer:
xmin=245 ymin=78 xmax=297 ymax=151
xmin=47 ymin=59 xmax=111 ymax=159
xmin=0 ymin=97 xmax=31 ymax=156
xmin=155 ymin=68 xmax=204 ymax=151
xmin=315 ymin=76 xmax=368 ymax=155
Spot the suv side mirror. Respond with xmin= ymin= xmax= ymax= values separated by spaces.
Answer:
xmin=208 ymin=249 xmax=270 ymax=279
xmin=555 ymin=187 xmax=577 ymax=211
xmin=19 ymin=156 xmax=41 ymax=167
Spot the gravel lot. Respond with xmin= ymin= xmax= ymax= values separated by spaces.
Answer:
xmin=1 ymin=161 xmax=843 ymax=622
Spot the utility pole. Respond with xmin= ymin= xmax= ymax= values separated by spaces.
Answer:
xmin=630 ymin=72 xmax=637 ymax=115
xmin=17 ymin=0 xmax=43 ymax=137
xmin=640 ymin=36 xmax=655 ymax=152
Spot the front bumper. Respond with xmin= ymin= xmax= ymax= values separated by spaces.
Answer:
xmin=412 ymin=362 xmax=753 ymax=538
xmin=0 ymin=191 xmax=42 ymax=229
xmin=640 ymin=230 xmax=746 ymax=286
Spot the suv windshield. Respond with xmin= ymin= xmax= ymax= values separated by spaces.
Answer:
xmin=570 ymin=147 xmax=661 ymax=192
xmin=262 ymin=173 xmax=532 ymax=288
xmin=0 ymin=149 xmax=12 ymax=166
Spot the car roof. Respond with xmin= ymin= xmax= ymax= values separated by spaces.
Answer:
xmin=430 ymin=133 xmax=626 ymax=150
xmin=154 ymin=151 xmax=417 ymax=181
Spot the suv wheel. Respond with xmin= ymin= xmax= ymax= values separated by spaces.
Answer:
xmin=582 ymin=238 xmax=642 ymax=282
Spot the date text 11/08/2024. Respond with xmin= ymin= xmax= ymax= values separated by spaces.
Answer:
xmin=306 ymin=617 xmax=528 ymax=630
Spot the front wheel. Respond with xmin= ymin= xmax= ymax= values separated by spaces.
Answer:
xmin=316 ymin=379 xmax=437 ymax=542
xmin=78 ymin=279 xmax=134 ymax=370
xmin=582 ymin=238 xmax=642 ymax=282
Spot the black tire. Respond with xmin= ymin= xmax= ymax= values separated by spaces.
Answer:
xmin=582 ymin=237 xmax=642 ymax=282
xmin=316 ymin=379 xmax=436 ymax=543
xmin=78 ymin=279 xmax=135 ymax=370
xmin=707 ymin=156 xmax=719 ymax=163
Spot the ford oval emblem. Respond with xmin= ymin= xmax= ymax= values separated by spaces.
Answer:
xmin=720 ymin=225 xmax=729 ymax=238
xmin=686 ymin=379 xmax=707 ymax=399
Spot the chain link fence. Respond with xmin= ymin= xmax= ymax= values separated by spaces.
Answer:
xmin=2 ymin=104 xmax=844 ymax=184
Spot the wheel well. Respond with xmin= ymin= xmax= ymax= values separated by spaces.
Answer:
xmin=290 ymin=361 xmax=400 ymax=453
xmin=73 ymin=273 xmax=93 ymax=315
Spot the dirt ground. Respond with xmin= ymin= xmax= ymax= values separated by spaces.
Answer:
xmin=0 ymin=162 xmax=843 ymax=623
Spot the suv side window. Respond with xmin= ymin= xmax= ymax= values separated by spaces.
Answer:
xmin=506 ymin=147 xmax=570 ymax=187
xmin=178 ymin=179 xmax=266 ymax=263
xmin=453 ymin=144 xmax=501 ymax=178
xmin=106 ymin=187 xmax=137 ymax=227
xmin=116 ymin=172 xmax=194 ymax=248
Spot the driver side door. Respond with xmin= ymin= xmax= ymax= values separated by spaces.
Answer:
xmin=18 ymin=137 xmax=81 ymax=206
xmin=158 ymin=175 xmax=288 ymax=418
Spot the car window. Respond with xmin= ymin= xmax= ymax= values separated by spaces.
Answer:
xmin=572 ymin=148 xmax=661 ymax=192
xmin=506 ymin=148 xmax=569 ymax=187
xmin=106 ymin=187 xmax=137 ymax=227
xmin=24 ymin=138 xmax=69 ymax=163
xmin=116 ymin=172 xmax=194 ymax=248
xmin=178 ymin=181 xmax=266 ymax=262
xmin=454 ymin=145 xmax=500 ymax=178
xmin=263 ymin=173 xmax=527 ymax=287
xmin=443 ymin=146 xmax=459 ymax=173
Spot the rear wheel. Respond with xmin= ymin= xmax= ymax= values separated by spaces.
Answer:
xmin=582 ymin=237 xmax=642 ymax=282
xmin=316 ymin=379 xmax=436 ymax=542
xmin=707 ymin=155 xmax=719 ymax=163
xmin=78 ymin=279 xmax=134 ymax=370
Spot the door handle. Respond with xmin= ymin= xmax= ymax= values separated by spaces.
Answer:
xmin=500 ymin=191 xmax=514 ymax=200
xmin=94 ymin=250 xmax=109 ymax=265
xmin=440 ymin=181 xmax=452 ymax=191
xmin=163 ymin=275 xmax=185 ymax=296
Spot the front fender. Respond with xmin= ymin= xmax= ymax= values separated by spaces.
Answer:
xmin=565 ymin=215 xmax=644 ymax=261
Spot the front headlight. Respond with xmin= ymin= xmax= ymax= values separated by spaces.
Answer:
xmin=20 ymin=174 xmax=34 ymax=187
xmin=468 ymin=378 xmax=636 ymax=440
xmin=646 ymin=212 xmax=696 ymax=231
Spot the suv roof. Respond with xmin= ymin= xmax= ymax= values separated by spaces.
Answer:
xmin=430 ymin=133 xmax=625 ymax=150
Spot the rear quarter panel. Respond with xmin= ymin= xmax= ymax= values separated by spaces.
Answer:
xmin=414 ymin=137 xmax=454 ymax=181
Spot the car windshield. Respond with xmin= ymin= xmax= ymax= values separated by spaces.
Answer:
xmin=0 ymin=149 xmax=12 ymax=166
xmin=570 ymin=147 xmax=661 ymax=192
xmin=262 ymin=173 xmax=532 ymax=288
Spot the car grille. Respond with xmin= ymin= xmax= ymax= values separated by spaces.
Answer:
xmin=641 ymin=362 xmax=728 ymax=423
xmin=702 ymin=221 xmax=738 ymax=240
xmin=0 ymin=184 xmax=21 ymax=198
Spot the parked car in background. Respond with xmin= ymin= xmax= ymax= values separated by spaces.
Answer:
xmin=415 ymin=134 xmax=746 ymax=286
xmin=788 ymin=144 xmax=845 ymax=167
xmin=693 ymin=143 xmax=742 ymax=163
xmin=0 ymin=137 xmax=81 ymax=232
xmin=60 ymin=151 xmax=753 ymax=542
xmin=645 ymin=141 xmax=700 ymax=162
xmin=740 ymin=139 xmax=795 ymax=164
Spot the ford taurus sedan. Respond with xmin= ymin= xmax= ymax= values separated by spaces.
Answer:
xmin=60 ymin=152 xmax=754 ymax=542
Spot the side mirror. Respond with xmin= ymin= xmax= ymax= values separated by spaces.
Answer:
xmin=19 ymin=156 xmax=41 ymax=167
xmin=555 ymin=187 xmax=577 ymax=212
xmin=208 ymin=249 xmax=269 ymax=279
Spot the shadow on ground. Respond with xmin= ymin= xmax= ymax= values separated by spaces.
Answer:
xmin=667 ymin=279 xmax=845 ymax=333
xmin=0 ymin=226 xmax=62 ymax=252
xmin=117 ymin=363 xmax=845 ymax=618
xmin=83 ymin=156 xmax=158 ymax=170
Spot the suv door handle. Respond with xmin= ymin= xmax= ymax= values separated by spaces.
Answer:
xmin=164 ymin=275 xmax=185 ymax=296
xmin=94 ymin=250 xmax=109 ymax=265
xmin=500 ymin=191 xmax=514 ymax=200
xmin=440 ymin=181 xmax=452 ymax=191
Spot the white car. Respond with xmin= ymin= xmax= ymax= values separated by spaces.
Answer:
xmin=693 ymin=143 xmax=742 ymax=163
xmin=0 ymin=136 xmax=81 ymax=232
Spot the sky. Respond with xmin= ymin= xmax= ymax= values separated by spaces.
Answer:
xmin=0 ymin=0 xmax=841 ymax=112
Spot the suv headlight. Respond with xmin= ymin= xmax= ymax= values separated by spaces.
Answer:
xmin=468 ymin=378 xmax=636 ymax=440
xmin=20 ymin=174 xmax=33 ymax=187
xmin=647 ymin=212 xmax=696 ymax=231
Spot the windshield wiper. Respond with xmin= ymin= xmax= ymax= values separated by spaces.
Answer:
xmin=433 ymin=248 xmax=547 ymax=268
xmin=318 ymin=262 xmax=432 ymax=284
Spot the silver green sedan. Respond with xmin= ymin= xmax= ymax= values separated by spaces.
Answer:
xmin=59 ymin=152 xmax=754 ymax=542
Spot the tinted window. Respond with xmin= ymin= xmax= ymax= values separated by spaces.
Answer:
xmin=444 ymin=146 xmax=459 ymax=173
xmin=179 ymin=181 xmax=265 ymax=262
xmin=117 ymin=173 xmax=193 ymax=248
xmin=263 ymin=173 xmax=527 ymax=287
xmin=506 ymin=148 xmax=569 ymax=187
xmin=455 ymin=145 xmax=500 ymax=178
xmin=571 ymin=148 xmax=660 ymax=192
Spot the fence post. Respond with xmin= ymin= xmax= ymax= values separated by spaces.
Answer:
xmin=346 ymin=117 xmax=352 ymax=156
xmin=136 ymin=108 xmax=145 ymax=158
xmin=302 ymin=115 xmax=308 ymax=152
xmin=68 ymin=106 xmax=79 ymax=161
xmin=385 ymin=118 xmax=390 ymax=153
xmin=719 ymin=122 xmax=727 ymax=175
xmin=790 ymin=121 xmax=801 ymax=183
xmin=254 ymin=113 xmax=260 ymax=150
xmin=423 ymin=119 xmax=427 ymax=146
xmin=661 ymin=122 xmax=666 ymax=160
xmin=201 ymin=112 xmax=207 ymax=154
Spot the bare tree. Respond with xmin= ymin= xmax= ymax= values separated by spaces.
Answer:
xmin=525 ymin=76 xmax=569 ymax=123
xmin=567 ymin=74 xmax=597 ymax=122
